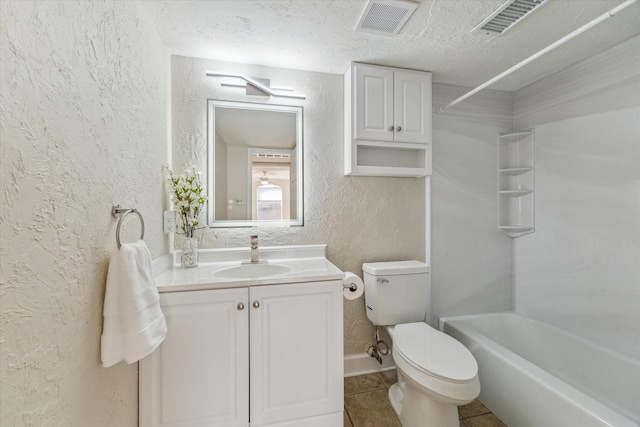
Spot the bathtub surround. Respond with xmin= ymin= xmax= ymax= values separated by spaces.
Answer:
xmin=430 ymin=85 xmax=514 ymax=324
xmin=171 ymin=55 xmax=426 ymax=355
xmin=431 ymin=36 xmax=640 ymax=359
xmin=513 ymin=34 xmax=640 ymax=359
xmin=1 ymin=1 xmax=169 ymax=426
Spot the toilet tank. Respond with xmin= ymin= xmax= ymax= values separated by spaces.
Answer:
xmin=362 ymin=261 xmax=429 ymax=326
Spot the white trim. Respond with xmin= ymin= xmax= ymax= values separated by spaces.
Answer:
xmin=344 ymin=353 xmax=396 ymax=377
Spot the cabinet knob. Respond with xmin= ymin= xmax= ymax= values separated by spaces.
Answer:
xmin=396 ymin=126 xmax=402 ymax=131
xmin=252 ymin=301 xmax=260 ymax=309
xmin=389 ymin=125 xmax=395 ymax=131
xmin=237 ymin=302 xmax=245 ymax=311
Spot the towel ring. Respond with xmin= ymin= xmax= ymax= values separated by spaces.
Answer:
xmin=112 ymin=205 xmax=145 ymax=249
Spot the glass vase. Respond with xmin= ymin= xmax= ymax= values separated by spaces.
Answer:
xmin=181 ymin=236 xmax=198 ymax=268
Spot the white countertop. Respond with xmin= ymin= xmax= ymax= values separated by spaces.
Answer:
xmin=155 ymin=244 xmax=344 ymax=293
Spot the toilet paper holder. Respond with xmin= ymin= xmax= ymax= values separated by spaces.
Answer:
xmin=342 ymin=272 xmax=364 ymax=300
xmin=343 ymin=283 xmax=358 ymax=292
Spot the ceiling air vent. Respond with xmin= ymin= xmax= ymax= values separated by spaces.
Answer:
xmin=355 ymin=0 xmax=418 ymax=37
xmin=472 ymin=0 xmax=547 ymax=34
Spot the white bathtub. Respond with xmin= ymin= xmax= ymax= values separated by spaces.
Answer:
xmin=439 ymin=312 xmax=639 ymax=427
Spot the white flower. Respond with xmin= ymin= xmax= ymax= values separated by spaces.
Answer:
xmin=165 ymin=165 xmax=208 ymax=238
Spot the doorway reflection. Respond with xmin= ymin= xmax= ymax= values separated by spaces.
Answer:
xmin=250 ymin=152 xmax=293 ymax=222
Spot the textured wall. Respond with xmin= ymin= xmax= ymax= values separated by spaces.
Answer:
xmin=0 ymin=1 xmax=168 ymax=425
xmin=430 ymin=84 xmax=514 ymax=324
xmin=513 ymin=35 xmax=640 ymax=359
xmin=171 ymin=55 xmax=426 ymax=355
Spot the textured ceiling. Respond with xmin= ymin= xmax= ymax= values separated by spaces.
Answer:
xmin=143 ymin=0 xmax=640 ymax=91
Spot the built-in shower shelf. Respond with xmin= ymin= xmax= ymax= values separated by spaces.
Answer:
xmin=498 ymin=131 xmax=534 ymax=142
xmin=499 ymin=190 xmax=533 ymax=197
xmin=499 ymin=167 xmax=533 ymax=176
xmin=498 ymin=225 xmax=534 ymax=233
xmin=497 ymin=130 xmax=535 ymax=237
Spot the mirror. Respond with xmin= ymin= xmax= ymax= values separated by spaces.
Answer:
xmin=207 ymin=100 xmax=303 ymax=227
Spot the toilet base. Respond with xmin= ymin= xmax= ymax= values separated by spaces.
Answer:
xmin=389 ymin=379 xmax=460 ymax=427
xmin=388 ymin=381 xmax=403 ymax=416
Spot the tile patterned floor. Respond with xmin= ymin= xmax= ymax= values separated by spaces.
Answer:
xmin=344 ymin=371 xmax=507 ymax=427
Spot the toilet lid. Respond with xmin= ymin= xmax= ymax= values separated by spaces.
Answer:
xmin=393 ymin=323 xmax=478 ymax=383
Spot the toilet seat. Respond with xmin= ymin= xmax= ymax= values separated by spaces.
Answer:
xmin=392 ymin=322 xmax=480 ymax=403
xmin=394 ymin=322 xmax=478 ymax=382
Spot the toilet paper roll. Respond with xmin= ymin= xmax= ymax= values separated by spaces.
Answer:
xmin=343 ymin=272 xmax=364 ymax=300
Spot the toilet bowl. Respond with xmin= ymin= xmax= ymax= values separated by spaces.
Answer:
xmin=362 ymin=261 xmax=480 ymax=427
xmin=388 ymin=323 xmax=480 ymax=427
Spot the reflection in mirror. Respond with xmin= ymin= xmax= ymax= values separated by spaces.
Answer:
xmin=207 ymin=100 xmax=303 ymax=227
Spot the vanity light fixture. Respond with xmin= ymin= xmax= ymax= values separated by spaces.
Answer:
xmin=206 ymin=71 xmax=306 ymax=100
xmin=260 ymin=171 xmax=269 ymax=185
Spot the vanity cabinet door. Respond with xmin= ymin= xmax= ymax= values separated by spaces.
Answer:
xmin=249 ymin=281 xmax=343 ymax=426
xmin=139 ymin=288 xmax=249 ymax=427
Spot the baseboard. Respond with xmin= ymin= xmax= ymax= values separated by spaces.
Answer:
xmin=344 ymin=352 xmax=395 ymax=377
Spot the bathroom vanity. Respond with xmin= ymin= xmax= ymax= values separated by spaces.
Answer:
xmin=139 ymin=245 xmax=344 ymax=427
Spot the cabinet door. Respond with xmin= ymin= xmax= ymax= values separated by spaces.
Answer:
xmin=250 ymin=281 xmax=343 ymax=426
xmin=139 ymin=288 xmax=249 ymax=427
xmin=393 ymin=69 xmax=431 ymax=144
xmin=353 ymin=63 xmax=395 ymax=141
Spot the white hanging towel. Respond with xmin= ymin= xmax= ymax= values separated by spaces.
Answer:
xmin=101 ymin=240 xmax=167 ymax=367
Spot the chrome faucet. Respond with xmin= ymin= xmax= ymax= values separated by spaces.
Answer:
xmin=250 ymin=234 xmax=259 ymax=263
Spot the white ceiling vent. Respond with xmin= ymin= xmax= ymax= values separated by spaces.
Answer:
xmin=472 ymin=0 xmax=547 ymax=34
xmin=355 ymin=0 xmax=418 ymax=37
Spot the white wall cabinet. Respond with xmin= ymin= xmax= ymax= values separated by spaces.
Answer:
xmin=345 ymin=62 xmax=432 ymax=177
xmin=140 ymin=281 xmax=343 ymax=427
xmin=497 ymin=129 xmax=535 ymax=237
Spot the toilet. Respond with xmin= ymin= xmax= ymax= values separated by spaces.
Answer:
xmin=362 ymin=261 xmax=480 ymax=427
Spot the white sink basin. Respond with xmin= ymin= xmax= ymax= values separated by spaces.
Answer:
xmin=213 ymin=263 xmax=292 ymax=279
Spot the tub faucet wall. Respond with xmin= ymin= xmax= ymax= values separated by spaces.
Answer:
xmin=513 ymin=35 xmax=640 ymax=359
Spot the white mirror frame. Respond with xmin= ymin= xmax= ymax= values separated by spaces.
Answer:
xmin=207 ymin=99 xmax=304 ymax=228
